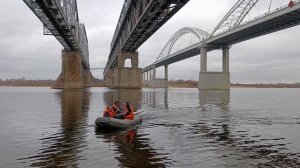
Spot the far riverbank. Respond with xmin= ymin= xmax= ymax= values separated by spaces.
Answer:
xmin=1 ymin=79 xmax=300 ymax=88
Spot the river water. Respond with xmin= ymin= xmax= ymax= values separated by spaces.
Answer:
xmin=1 ymin=87 xmax=300 ymax=168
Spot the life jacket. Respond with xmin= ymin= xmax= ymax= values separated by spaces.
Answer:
xmin=103 ymin=108 xmax=116 ymax=118
xmin=124 ymin=106 xmax=134 ymax=120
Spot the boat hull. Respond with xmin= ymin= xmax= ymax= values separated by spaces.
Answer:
xmin=95 ymin=115 xmax=142 ymax=131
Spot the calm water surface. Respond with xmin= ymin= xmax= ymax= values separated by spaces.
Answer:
xmin=1 ymin=87 xmax=300 ymax=168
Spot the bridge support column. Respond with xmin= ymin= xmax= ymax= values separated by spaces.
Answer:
xmin=149 ymin=66 xmax=168 ymax=88
xmin=142 ymin=71 xmax=149 ymax=86
xmin=147 ymin=71 xmax=149 ymax=81
xmin=200 ymin=47 xmax=207 ymax=72
xmin=223 ymin=47 xmax=230 ymax=73
xmin=52 ymin=50 xmax=94 ymax=89
xmin=198 ymin=47 xmax=230 ymax=90
xmin=165 ymin=65 xmax=169 ymax=87
xmin=110 ymin=51 xmax=142 ymax=89
xmin=152 ymin=67 xmax=156 ymax=80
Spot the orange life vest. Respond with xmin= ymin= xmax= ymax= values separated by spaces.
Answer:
xmin=103 ymin=108 xmax=116 ymax=118
xmin=124 ymin=106 xmax=134 ymax=120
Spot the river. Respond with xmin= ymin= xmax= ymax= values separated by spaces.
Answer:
xmin=0 ymin=87 xmax=300 ymax=168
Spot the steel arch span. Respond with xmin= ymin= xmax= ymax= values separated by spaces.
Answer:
xmin=210 ymin=0 xmax=259 ymax=37
xmin=209 ymin=0 xmax=299 ymax=37
xmin=156 ymin=27 xmax=209 ymax=62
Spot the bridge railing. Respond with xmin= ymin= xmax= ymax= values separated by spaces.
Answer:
xmin=239 ymin=0 xmax=300 ymax=28
xmin=212 ymin=0 xmax=300 ymax=37
xmin=79 ymin=24 xmax=89 ymax=67
xmin=110 ymin=0 xmax=132 ymax=52
xmin=23 ymin=0 xmax=89 ymax=67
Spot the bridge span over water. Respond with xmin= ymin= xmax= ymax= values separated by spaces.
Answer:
xmin=23 ymin=0 xmax=93 ymax=89
xmin=23 ymin=0 xmax=300 ymax=89
xmin=142 ymin=0 xmax=300 ymax=89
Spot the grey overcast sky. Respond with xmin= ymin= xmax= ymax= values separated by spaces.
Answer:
xmin=0 ymin=0 xmax=300 ymax=83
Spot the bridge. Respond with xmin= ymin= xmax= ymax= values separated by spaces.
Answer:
xmin=103 ymin=0 xmax=189 ymax=89
xmin=23 ymin=0 xmax=93 ymax=89
xmin=142 ymin=0 xmax=300 ymax=89
xmin=23 ymin=0 xmax=189 ymax=89
xmin=23 ymin=0 xmax=300 ymax=89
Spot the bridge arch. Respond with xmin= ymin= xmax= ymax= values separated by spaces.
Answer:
xmin=210 ymin=0 xmax=293 ymax=37
xmin=156 ymin=27 xmax=209 ymax=61
xmin=210 ymin=0 xmax=259 ymax=37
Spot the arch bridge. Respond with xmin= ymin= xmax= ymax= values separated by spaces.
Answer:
xmin=143 ymin=0 xmax=300 ymax=89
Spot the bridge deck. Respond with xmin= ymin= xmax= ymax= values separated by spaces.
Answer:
xmin=23 ymin=0 xmax=89 ymax=68
xmin=144 ymin=2 xmax=300 ymax=72
xmin=105 ymin=0 xmax=189 ymax=74
xmin=207 ymin=3 xmax=300 ymax=47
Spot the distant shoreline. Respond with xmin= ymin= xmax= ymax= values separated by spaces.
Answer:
xmin=1 ymin=79 xmax=300 ymax=88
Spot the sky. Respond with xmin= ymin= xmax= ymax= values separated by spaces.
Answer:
xmin=0 ymin=0 xmax=300 ymax=83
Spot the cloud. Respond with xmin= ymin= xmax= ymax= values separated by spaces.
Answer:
xmin=0 ymin=0 xmax=299 ymax=83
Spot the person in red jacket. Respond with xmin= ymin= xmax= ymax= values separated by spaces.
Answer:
xmin=112 ymin=101 xmax=123 ymax=113
xmin=123 ymin=102 xmax=134 ymax=120
xmin=103 ymin=105 xmax=116 ymax=118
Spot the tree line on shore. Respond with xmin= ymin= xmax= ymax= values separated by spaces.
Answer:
xmin=1 ymin=78 xmax=300 ymax=88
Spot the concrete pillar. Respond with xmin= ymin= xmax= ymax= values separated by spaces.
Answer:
xmin=52 ymin=50 xmax=94 ymax=89
xmin=147 ymin=71 xmax=149 ymax=81
xmin=222 ymin=47 xmax=230 ymax=73
xmin=152 ymin=67 xmax=156 ymax=80
xmin=198 ymin=46 xmax=230 ymax=90
xmin=117 ymin=51 xmax=138 ymax=68
xmin=200 ymin=47 xmax=207 ymax=72
xmin=165 ymin=65 xmax=168 ymax=80
xmin=83 ymin=69 xmax=92 ymax=87
xmin=165 ymin=65 xmax=168 ymax=87
xmin=104 ymin=68 xmax=113 ymax=87
xmin=110 ymin=51 xmax=142 ymax=89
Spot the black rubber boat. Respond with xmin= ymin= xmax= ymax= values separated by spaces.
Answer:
xmin=95 ymin=115 xmax=142 ymax=131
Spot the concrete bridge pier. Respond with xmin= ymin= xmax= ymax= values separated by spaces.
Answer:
xmin=148 ymin=65 xmax=168 ymax=88
xmin=142 ymin=70 xmax=150 ymax=86
xmin=106 ymin=51 xmax=142 ymax=89
xmin=52 ymin=50 xmax=94 ymax=89
xmin=198 ymin=46 xmax=230 ymax=90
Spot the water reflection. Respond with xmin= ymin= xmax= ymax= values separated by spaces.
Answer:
xmin=18 ymin=89 xmax=90 ymax=167
xmin=198 ymin=90 xmax=230 ymax=111
xmin=99 ymin=129 xmax=168 ymax=168
xmin=142 ymin=89 xmax=169 ymax=109
xmin=195 ymin=90 xmax=300 ymax=167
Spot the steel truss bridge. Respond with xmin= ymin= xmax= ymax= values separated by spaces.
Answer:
xmin=23 ymin=0 xmax=89 ymax=68
xmin=104 ymin=0 xmax=190 ymax=75
xmin=143 ymin=0 xmax=300 ymax=72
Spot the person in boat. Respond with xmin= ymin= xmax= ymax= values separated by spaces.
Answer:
xmin=112 ymin=101 xmax=124 ymax=113
xmin=103 ymin=105 xmax=116 ymax=118
xmin=122 ymin=102 xmax=134 ymax=120
xmin=112 ymin=101 xmax=125 ymax=119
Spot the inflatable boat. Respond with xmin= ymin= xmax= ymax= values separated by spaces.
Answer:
xmin=95 ymin=115 xmax=142 ymax=131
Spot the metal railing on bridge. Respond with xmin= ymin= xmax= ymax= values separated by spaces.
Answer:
xmin=144 ymin=0 xmax=300 ymax=71
xmin=23 ymin=0 xmax=89 ymax=68
xmin=104 ymin=0 xmax=190 ymax=74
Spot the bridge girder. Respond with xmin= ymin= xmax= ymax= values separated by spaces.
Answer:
xmin=104 ymin=0 xmax=190 ymax=74
xmin=23 ymin=0 xmax=89 ymax=68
